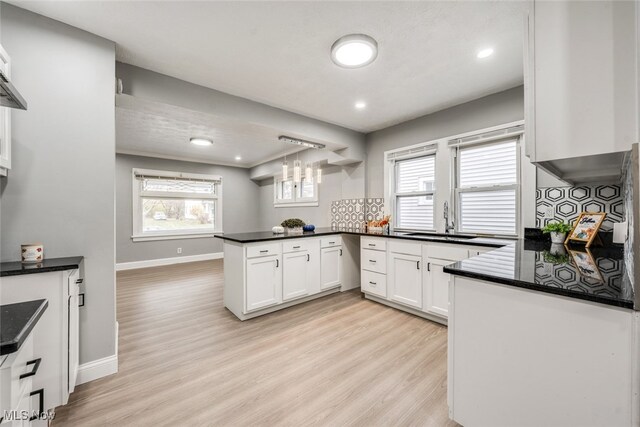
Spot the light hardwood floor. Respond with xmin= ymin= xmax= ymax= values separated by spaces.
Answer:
xmin=53 ymin=259 xmax=456 ymax=426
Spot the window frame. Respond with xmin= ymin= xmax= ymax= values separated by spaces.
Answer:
xmin=390 ymin=152 xmax=437 ymax=232
xmin=131 ymin=168 xmax=223 ymax=242
xmin=273 ymin=177 xmax=319 ymax=207
xmin=452 ymin=137 xmax=521 ymax=237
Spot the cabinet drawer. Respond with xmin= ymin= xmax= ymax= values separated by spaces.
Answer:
xmin=0 ymin=334 xmax=35 ymax=415
xmin=388 ymin=240 xmax=422 ymax=256
xmin=361 ymin=236 xmax=386 ymax=251
xmin=283 ymin=239 xmax=315 ymax=253
xmin=246 ymin=242 xmax=281 ymax=258
xmin=320 ymin=236 xmax=341 ymax=248
xmin=361 ymin=249 xmax=386 ymax=274
xmin=425 ymin=243 xmax=469 ymax=262
xmin=361 ymin=270 xmax=387 ymax=298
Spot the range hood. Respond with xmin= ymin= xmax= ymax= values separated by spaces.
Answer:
xmin=0 ymin=69 xmax=27 ymax=110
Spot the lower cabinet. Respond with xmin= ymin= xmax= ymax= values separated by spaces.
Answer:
xmin=282 ymin=251 xmax=310 ymax=301
xmin=246 ymin=255 xmax=282 ymax=312
xmin=320 ymin=246 xmax=342 ymax=290
xmin=388 ymin=252 xmax=422 ymax=309
xmin=423 ymin=260 xmax=450 ymax=318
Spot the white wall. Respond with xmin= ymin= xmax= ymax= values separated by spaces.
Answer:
xmin=0 ymin=5 xmax=116 ymax=365
xmin=116 ymin=154 xmax=260 ymax=263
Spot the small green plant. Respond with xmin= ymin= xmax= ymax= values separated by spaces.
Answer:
xmin=281 ymin=218 xmax=306 ymax=228
xmin=542 ymin=221 xmax=571 ymax=234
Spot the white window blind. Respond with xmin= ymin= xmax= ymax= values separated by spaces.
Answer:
xmin=456 ymin=139 xmax=518 ymax=235
xmin=394 ymin=155 xmax=435 ymax=230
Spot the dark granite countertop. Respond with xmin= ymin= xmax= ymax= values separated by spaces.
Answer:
xmin=1 ymin=299 xmax=48 ymax=355
xmin=0 ymin=256 xmax=83 ymax=277
xmin=444 ymin=240 xmax=634 ymax=309
xmin=216 ymin=227 xmax=512 ymax=248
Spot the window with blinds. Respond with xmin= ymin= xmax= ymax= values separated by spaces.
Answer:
xmin=132 ymin=169 xmax=222 ymax=241
xmin=394 ymin=155 xmax=436 ymax=230
xmin=274 ymin=178 xmax=318 ymax=207
xmin=455 ymin=139 xmax=518 ymax=235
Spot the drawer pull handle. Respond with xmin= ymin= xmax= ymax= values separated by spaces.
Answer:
xmin=276 ymin=259 xmax=279 ymax=268
xmin=428 ymin=262 xmax=431 ymax=272
xmin=417 ymin=261 xmax=420 ymax=270
xmin=29 ymin=388 xmax=44 ymax=421
xmin=339 ymin=249 xmax=342 ymax=256
xmin=75 ymin=278 xmax=83 ymax=284
xmin=20 ymin=358 xmax=42 ymax=380
xmin=368 ymin=243 xmax=376 ymax=247
xmin=307 ymin=254 xmax=310 ymax=262
xmin=260 ymin=250 xmax=269 ymax=253
xmin=369 ymin=260 xmax=376 ymax=263
xmin=369 ymin=281 xmax=377 ymax=285
xmin=329 ymin=241 xmax=335 ymax=244
xmin=293 ymin=246 xmax=301 ymax=249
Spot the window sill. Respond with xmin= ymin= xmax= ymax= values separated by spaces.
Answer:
xmin=274 ymin=202 xmax=319 ymax=208
xmin=132 ymin=232 xmax=221 ymax=242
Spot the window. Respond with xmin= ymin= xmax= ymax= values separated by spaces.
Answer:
xmin=455 ymin=139 xmax=518 ymax=236
xmin=132 ymin=169 xmax=222 ymax=242
xmin=393 ymin=155 xmax=436 ymax=230
xmin=274 ymin=178 xmax=318 ymax=207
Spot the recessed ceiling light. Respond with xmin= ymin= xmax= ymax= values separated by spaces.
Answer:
xmin=190 ymin=137 xmax=213 ymax=146
xmin=355 ymin=101 xmax=367 ymax=110
xmin=331 ymin=34 xmax=378 ymax=68
xmin=235 ymin=155 xmax=242 ymax=161
xmin=477 ymin=48 xmax=494 ymax=59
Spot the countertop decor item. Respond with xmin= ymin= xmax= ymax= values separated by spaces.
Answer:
xmin=303 ymin=224 xmax=315 ymax=232
xmin=541 ymin=221 xmax=571 ymax=244
xmin=281 ymin=218 xmax=306 ymax=234
xmin=565 ymin=212 xmax=606 ymax=247
xmin=21 ymin=243 xmax=43 ymax=263
xmin=272 ymin=226 xmax=284 ymax=234
xmin=367 ymin=215 xmax=390 ymax=235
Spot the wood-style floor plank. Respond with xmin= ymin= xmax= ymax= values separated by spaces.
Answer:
xmin=53 ymin=260 xmax=457 ymax=426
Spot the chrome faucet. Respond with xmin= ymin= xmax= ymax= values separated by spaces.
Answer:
xmin=444 ymin=201 xmax=455 ymax=234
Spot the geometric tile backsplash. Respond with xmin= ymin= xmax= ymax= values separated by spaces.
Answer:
xmin=536 ymin=185 xmax=623 ymax=232
xmin=330 ymin=198 xmax=385 ymax=229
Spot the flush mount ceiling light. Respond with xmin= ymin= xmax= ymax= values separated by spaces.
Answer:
xmin=477 ymin=48 xmax=494 ymax=59
xmin=235 ymin=155 xmax=242 ymax=161
xmin=355 ymin=101 xmax=367 ymax=110
xmin=190 ymin=137 xmax=213 ymax=146
xmin=278 ymin=136 xmax=326 ymax=150
xmin=331 ymin=34 xmax=378 ymax=69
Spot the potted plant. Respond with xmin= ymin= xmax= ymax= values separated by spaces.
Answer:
xmin=281 ymin=218 xmax=306 ymax=234
xmin=542 ymin=221 xmax=572 ymax=244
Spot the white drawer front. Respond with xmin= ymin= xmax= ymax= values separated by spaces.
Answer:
xmin=320 ymin=236 xmax=341 ymax=248
xmin=282 ymin=239 xmax=314 ymax=253
xmin=425 ymin=243 xmax=470 ymax=262
xmin=361 ymin=236 xmax=386 ymax=251
xmin=361 ymin=270 xmax=387 ymax=298
xmin=388 ymin=240 xmax=422 ymax=256
xmin=246 ymin=242 xmax=281 ymax=258
xmin=361 ymin=249 xmax=386 ymax=274
xmin=0 ymin=333 xmax=35 ymax=416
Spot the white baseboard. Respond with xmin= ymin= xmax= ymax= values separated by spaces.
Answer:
xmin=76 ymin=355 xmax=118 ymax=385
xmin=116 ymin=252 xmax=223 ymax=271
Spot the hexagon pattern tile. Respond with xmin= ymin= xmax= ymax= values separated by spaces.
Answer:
xmin=331 ymin=198 xmax=384 ymax=229
xmin=536 ymin=185 xmax=622 ymax=232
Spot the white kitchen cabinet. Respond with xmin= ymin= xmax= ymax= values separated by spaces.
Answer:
xmin=423 ymin=259 xmax=450 ymax=318
xmin=524 ymin=1 xmax=637 ymax=181
xmin=1 ymin=268 xmax=81 ymax=415
xmin=388 ymin=252 xmax=422 ymax=309
xmin=320 ymin=246 xmax=342 ymax=290
xmin=245 ymin=255 xmax=282 ymax=312
xmin=282 ymin=251 xmax=309 ymax=301
xmin=0 ymin=44 xmax=11 ymax=177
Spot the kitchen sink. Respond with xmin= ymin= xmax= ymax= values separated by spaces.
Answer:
xmin=402 ymin=232 xmax=476 ymax=240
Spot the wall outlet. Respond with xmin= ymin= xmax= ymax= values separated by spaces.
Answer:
xmin=177 ymin=247 xmax=182 ymax=254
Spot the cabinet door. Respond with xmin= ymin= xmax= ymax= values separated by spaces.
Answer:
xmin=425 ymin=260 xmax=450 ymax=318
xmin=282 ymin=251 xmax=309 ymax=301
xmin=388 ymin=253 xmax=422 ymax=309
xmin=320 ymin=246 xmax=342 ymax=290
xmin=67 ymin=271 xmax=80 ymax=395
xmin=246 ymin=255 xmax=282 ymax=312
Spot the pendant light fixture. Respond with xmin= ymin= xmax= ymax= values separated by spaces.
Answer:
xmin=305 ymin=162 xmax=313 ymax=182
xmin=282 ymin=154 xmax=288 ymax=180
xmin=293 ymin=159 xmax=302 ymax=183
xmin=316 ymin=165 xmax=322 ymax=184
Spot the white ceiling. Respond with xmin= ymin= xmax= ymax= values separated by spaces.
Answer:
xmin=9 ymin=1 xmax=526 ymax=133
xmin=115 ymin=95 xmax=338 ymax=168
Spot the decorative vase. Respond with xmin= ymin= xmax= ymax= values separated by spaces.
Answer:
xmin=549 ymin=243 xmax=566 ymax=256
xmin=272 ymin=226 xmax=284 ymax=234
xmin=550 ymin=232 xmax=566 ymax=244
xmin=303 ymin=224 xmax=315 ymax=232
xmin=21 ymin=243 xmax=44 ymax=263
xmin=286 ymin=227 xmax=303 ymax=235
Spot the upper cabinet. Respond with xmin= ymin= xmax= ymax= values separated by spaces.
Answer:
xmin=0 ymin=44 xmax=11 ymax=176
xmin=524 ymin=1 xmax=638 ymax=184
